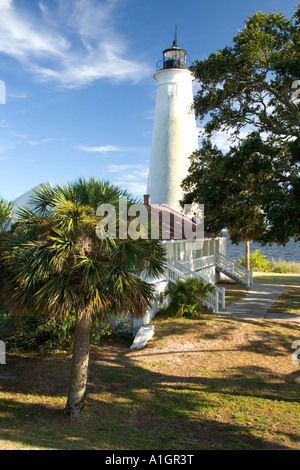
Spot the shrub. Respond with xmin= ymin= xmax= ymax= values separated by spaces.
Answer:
xmin=7 ymin=312 xmax=77 ymax=352
xmin=162 ymin=277 xmax=214 ymax=318
xmin=238 ymin=250 xmax=270 ymax=272
xmin=90 ymin=321 xmax=112 ymax=344
xmin=237 ymin=250 xmax=300 ymax=273
xmin=0 ymin=303 xmax=15 ymax=340
xmin=269 ymin=260 xmax=300 ymax=274
xmin=1 ymin=305 xmax=131 ymax=352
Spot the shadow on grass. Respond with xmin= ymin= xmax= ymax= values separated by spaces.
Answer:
xmin=152 ymin=313 xmax=243 ymax=343
xmin=0 ymin=345 xmax=299 ymax=450
xmin=153 ymin=314 xmax=300 ymax=357
xmin=223 ymin=317 xmax=300 ymax=357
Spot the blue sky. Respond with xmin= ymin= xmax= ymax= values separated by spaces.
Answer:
xmin=0 ymin=0 xmax=298 ymax=202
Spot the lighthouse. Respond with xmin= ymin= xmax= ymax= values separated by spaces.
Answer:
xmin=147 ymin=35 xmax=199 ymax=213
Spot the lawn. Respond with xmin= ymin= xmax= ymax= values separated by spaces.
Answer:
xmin=218 ymin=273 xmax=300 ymax=316
xmin=216 ymin=280 xmax=250 ymax=305
xmin=0 ymin=312 xmax=299 ymax=450
xmin=253 ymin=272 xmax=300 ymax=285
xmin=267 ymin=286 xmax=300 ymax=316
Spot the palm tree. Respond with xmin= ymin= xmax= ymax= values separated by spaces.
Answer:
xmin=0 ymin=198 xmax=13 ymax=302
xmin=0 ymin=197 xmax=13 ymax=245
xmin=3 ymin=178 xmax=166 ymax=416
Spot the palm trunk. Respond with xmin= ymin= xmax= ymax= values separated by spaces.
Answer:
xmin=65 ymin=307 xmax=92 ymax=417
xmin=245 ymin=239 xmax=251 ymax=271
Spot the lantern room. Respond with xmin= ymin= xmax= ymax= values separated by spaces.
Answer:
xmin=162 ymin=39 xmax=187 ymax=70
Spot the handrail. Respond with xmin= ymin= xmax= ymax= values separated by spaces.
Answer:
xmin=175 ymin=261 xmax=224 ymax=296
xmin=218 ymin=253 xmax=249 ymax=273
xmin=166 ymin=262 xmax=226 ymax=314
xmin=179 ymin=255 xmax=215 ymax=272
xmin=215 ymin=252 xmax=252 ymax=286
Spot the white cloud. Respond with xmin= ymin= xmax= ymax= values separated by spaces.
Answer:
xmin=0 ymin=142 xmax=15 ymax=153
xmin=7 ymin=91 xmax=29 ymax=99
xmin=77 ymin=144 xmax=149 ymax=155
xmin=78 ymin=145 xmax=123 ymax=153
xmin=114 ymin=180 xmax=147 ymax=197
xmin=105 ymin=163 xmax=148 ymax=196
xmin=107 ymin=164 xmax=148 ymax=175
xmin=0 ymin=0 xmax=151 ymax=88
xmin=28 ymin=137 xmax=58 ymax=146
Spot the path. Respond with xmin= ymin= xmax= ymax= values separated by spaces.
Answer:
xmin=219 ymin=283 xmax=300 ymax=322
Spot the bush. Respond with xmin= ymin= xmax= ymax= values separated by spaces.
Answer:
xmin=90 ymin=321 xmax=112 ymax=344
xmin=238 ymin=250 xmax=270 ymax=272
xmin=6 ymin=312 xmax=77 ymax=352
xmin=112 ymin=320 xmax=133 ymax=341
xmin=162 ymin=277 xmax=214 ymax=318
xmin=0 ymin=303 xmax=15 ymax=340
xmin=1 ymin=303 xmax=133 ymax=352
xmin=237 ymin=250 xmax=300 ymax=273
xmin=269 ymin=260 xmax=300 ymax=274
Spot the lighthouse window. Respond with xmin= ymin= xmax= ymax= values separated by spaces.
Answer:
xmin=162 ymin=46 xmax=187 ymax=70
xmin=168 ymin=84 xmax=178 ymax=97
xmin=164 ymin=49 xmax=185 ymax=60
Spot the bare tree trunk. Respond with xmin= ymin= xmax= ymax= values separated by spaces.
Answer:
xmin=65 ymin=307 xmax=92 ymax=417
xmin=245 ymin=239 xmax=251 ymax=271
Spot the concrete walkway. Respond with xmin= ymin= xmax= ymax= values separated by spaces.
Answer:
xmin=219 ymin=283 xmax=300 ymax=322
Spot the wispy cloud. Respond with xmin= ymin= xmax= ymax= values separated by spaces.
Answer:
xmin=77 ymin=144 xmax=149 ymax=155
xmin=7 ymin=91 xmax=29 ymax=100
xmin=0 ymin=120 xmax=10 ymax=128
xmin=0 ymin=0 xmax=151 ymax=89
xmin=118 ymin=181 xmax=147 ymax=197
xmin=0 ymin=142 xmax=15 ymax=153
xmin=77 ymin=144 xmax=123 ymax=153
xmin=107 ymin=164 xmax=148 ymax=177
xmin=28 ymin=138 xmax=54 ymax=146
xmin=106 ymin=163 xmax=148 ymax=196
xmin=28 ymin=136 xmax=74 ymax=146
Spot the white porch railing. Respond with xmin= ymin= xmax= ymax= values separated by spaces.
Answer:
xmin=165 ymin=261 xmax=225 ymax=314
xmin=178 ymin=254 xmax=215 ymax=272
xmin=214 ymin=252 xmax=253 ymax=287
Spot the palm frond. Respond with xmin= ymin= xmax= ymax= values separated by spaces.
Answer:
xmin=3 ymin=178 xmax=167 ymax=323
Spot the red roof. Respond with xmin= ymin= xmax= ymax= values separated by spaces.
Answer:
xmin=144 ymin=200 xmax=213 ymax=240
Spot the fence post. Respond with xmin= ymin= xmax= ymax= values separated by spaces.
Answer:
xmin=215 ymin=291 xmax=219 ymax=315
xmin=221 ymin=288 xmax=225 ymax=309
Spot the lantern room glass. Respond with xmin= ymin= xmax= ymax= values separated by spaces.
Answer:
xmin=163 ymin=45 xmax=187 ymax=69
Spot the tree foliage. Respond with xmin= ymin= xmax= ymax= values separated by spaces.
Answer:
xmin=183 ymin=4 xmax=300 ymax=246
xmin=192 ymin=6 xmax=300 ymax=141
xmin=1 ymin=178 xmax=166 ymax=416
xmin=0 ymin=198 xmax=13 ymax=247
xmin=181 ymin=137 xmax=268 ymax=268
xmin=163 ymin=277 xmax=214 ymax=318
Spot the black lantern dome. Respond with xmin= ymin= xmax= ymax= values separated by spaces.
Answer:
xmin=162 ymin=31 xmax=187 ymax=70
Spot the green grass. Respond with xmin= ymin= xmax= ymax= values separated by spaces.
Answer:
xmin=267 ymin=287 xmax=300 ymax=316
xmin=0 ymin=314 xmax=300 ymax=450
xmin=253 ymin=272 xmax=300 ymax=285
xmin=219 ymin=273 xmax=300 ymax=315
xmin=216 ymin=281 xmax=250 ymax=305
xmin=0 ymin=273 xmax=299 ymax=450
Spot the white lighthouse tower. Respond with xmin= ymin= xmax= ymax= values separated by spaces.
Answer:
xmin=147 ymin=35 xmax=198 ymax=213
